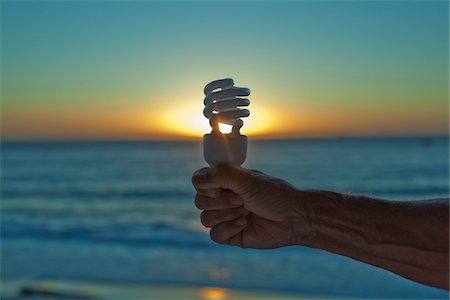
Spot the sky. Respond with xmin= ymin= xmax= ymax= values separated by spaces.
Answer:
xmin=1 ymin=0 xmax=448 ymax=140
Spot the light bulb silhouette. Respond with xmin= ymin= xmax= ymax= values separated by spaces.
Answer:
xmin=203 ymin=78 xmax=251 ymax=166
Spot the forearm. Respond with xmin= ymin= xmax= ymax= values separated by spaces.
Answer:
xmin=293 ymin=190 xmax=449 ymax=290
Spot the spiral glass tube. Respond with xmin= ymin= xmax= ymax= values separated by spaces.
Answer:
xmin=203 ymin=78 xmax=251 ymax=135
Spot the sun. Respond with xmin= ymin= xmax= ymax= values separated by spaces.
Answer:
xmin=153 ymin=99 xmax=275 ymax=138
xmin=218 ymin=123 xmax=232 ymax=134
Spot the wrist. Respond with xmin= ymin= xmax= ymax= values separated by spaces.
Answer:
xmin=288 ymin=189 xmax=322 ymax=247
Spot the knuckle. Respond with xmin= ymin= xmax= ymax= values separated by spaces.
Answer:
xmin=194 ymin=194 xmax=203 ymax=209
xmin=200 ymin=211 xmax=211 ymax=227
xmin=191 ymin=176 xmax=201 ymax=188
xmin=209 ymin=227 xmax=225 ymax=244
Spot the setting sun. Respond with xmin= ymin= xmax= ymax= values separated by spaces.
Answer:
xmin=154 ymin=99 xmax=276 ymax=138
xmin=218 ymin=123 xmax=232 ymax=134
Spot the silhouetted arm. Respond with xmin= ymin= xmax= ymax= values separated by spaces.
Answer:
xmin=295 ymin=192 xmax=449 ymax=290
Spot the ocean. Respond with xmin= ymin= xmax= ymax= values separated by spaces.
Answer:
xmin=1 ymin=137 xmax=449 ymax=299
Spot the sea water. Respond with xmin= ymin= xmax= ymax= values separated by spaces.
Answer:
xmin=1 ymin=137 xmax=449 ymax=298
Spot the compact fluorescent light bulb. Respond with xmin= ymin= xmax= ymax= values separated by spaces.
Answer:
xmin=203 ymin=78 xmax=251 ymax=166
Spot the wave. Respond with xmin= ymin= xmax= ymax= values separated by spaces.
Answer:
xmin=2 ymin=221 xmax=212 ymax=248
xmin=1 ymin=188 xmax=193 ymax=200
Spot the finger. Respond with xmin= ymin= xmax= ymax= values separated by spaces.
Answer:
xmin=200 ymin=207 xmax=248 ymax=228
xmin=195 ymin=188 xmax=222 ymax=198
xmin=195 ymin=190 xmax=242 ymax=210
xmin=192 ymin=164 xmax=247 ymax=191
xmin=192 ymin=168 xmax=213 ymax=189
xmin=210 ymin=217 xmax=247 ymax=246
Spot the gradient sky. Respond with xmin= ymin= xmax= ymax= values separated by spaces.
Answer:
xmin=1 ymin=0 xmax=448 ymax=140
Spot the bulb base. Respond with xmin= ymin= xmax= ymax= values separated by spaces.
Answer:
xmin=203 ymin=133 xmax=247 ymax=166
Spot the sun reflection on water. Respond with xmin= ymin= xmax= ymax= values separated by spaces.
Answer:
xmin=201 ymin=287 xmax=229 ymax=300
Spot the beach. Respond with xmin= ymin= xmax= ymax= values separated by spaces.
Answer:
xmin=2 ymin=279 xmax=312 ymax=300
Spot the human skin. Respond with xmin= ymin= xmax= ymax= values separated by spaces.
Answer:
xmin=192 ymin=165 xmax=449 ymax=291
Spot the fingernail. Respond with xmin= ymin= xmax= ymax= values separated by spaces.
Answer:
xmin=235 ymin=218 xmax=247 ymax=226
xmin=195 ymin=168 xmax=208 ymax=175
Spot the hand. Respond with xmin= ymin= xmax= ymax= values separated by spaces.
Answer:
xmin=192 ymin=165 xmax=307 ymax=249
xmin=192 ymin=166 xmax=450 ymax=291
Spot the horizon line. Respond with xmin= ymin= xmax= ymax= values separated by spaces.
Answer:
xmin=1 ymin=133 xmax=448 ymax=143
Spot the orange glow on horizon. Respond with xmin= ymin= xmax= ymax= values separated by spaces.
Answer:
xmin=2 ymin=98 xmax=447 ymax=141
xmin=153 ymin=99 xmax=277 ymax=138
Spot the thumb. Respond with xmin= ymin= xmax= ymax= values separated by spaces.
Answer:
xmin=192 ymin=164 xmax=248 ymax=192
